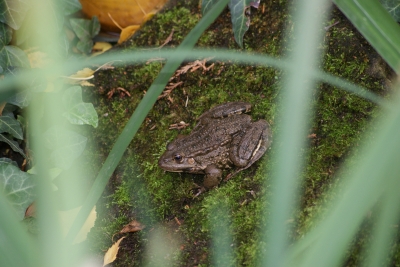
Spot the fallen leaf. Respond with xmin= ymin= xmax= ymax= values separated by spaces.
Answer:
xmin=68 ymin=68 xmax=96 ymax=80
xmin=26 ymin=50 xmax=52 ymax=68
xmin=103 ymin=237 xmax=125 ymax=266
xmin=80 ymin=0 xmax=167 ymax=32
xmin=25 ymin=202 xmax=36 ymax=218
xmin=118 ymin=25 xmax=140 ymax=44
xmin=92 ymin=42 xmax=113 ymax=56
xmin=59 ymin=206 xmax=97 ymax=244
xmin=119 ymin=220 xmax=145 ymax=234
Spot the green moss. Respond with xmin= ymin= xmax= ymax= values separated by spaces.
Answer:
xmin=86 ymin=2 xmax=395 ymax=266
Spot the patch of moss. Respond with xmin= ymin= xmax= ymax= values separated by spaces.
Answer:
xmin=86 ymin=1 xmax=396 ymax=266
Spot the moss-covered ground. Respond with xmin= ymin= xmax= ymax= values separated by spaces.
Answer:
xmin=85 ymin=1 xmax=396 ymax=266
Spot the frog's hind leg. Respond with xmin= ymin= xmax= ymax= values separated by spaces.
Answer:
xmin=225 ymin=120 xmax=271 ymax=181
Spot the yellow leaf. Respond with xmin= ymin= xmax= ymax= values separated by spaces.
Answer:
xmin=80 ymin=0 xmax=167 ymax=32
xmin=27 ymin=50 xmax=51 ymax=68
xmin=58 ymin=206 xmax=97 ymax=244
xmin=92 ymin=42 xmax=113 ymax=56
xmin=118 ymin=25 xmax=140 ymax=44
xmin=103 ymin=237 xmax=126 ymax=266
xmin=68 ymin=67 xmax=95 ymax=80
xmin=80 ymin=80 xmax=95 ymax=87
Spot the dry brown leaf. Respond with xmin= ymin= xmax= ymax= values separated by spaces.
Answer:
xmin=119 ymin=220 xmax=145 ymax=234
xmin=103 ymin=236 xmax=125 ymax=266
xmin=25 ymin=202 xmax=36 ymax=218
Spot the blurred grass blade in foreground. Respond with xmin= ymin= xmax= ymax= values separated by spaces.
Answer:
xmin=287 ymin=83 xmax=400 ymax=266
xmin=263 ymin=0 xmax=331 ymax=266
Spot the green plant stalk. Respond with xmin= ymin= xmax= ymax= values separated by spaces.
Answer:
xmin=65 ymin=0 xmax=231 ymax=243
xmin=262 ymin=0 xmax=330 ymax=266
xmin=334 ymin=0 xmax=400 ymax=73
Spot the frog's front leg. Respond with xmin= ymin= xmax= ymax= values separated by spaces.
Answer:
xmin=230 ymin=119 xmax=271 ymax=169
xmin=203 ymin=164 xmax=223 ymax=189
xmin=193 ymin=165 xmax=222 ymax=197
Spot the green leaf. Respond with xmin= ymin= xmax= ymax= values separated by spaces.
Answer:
xmin=76 ymin=39 xmax=93 ymax=55
xmin=202 ymin=0 xmax=220 ymax=15
xmin=0 ymin=134 xmax=26 ymax=158
xmin=228 ymin=0 xmax=260 ymax=48
xmin=0 ymin=0 xmax=32 ymax=30
xmin=334 ymin=0 xmax=400 ymax=73
xmin=69 ymin=17 xmax=100 ymax=54
xmin=62 ymin=0 xmax=82 ymax=16
xmin=0 ymin=157 xmax=18 ymax=167
xmin=0 ymin=162 xmax=35 ymax=220
xmin=0 ymin=22 xmax=12 ymax=46
xmin=0 ymin=45 xmax=29 ymax=70
xmin=0 ymin=115 xmax=23 ymax=140
xmin=44 ymin=126 xmax=88 ymax=170
xmin=62 ymin=86 xmax=98 ymax=127
xmin=380 ymin=0 xmax=400 ymax=21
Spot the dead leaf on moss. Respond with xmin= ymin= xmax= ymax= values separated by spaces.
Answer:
xmin=25 ymin=202 xmax=36 ymax=217
xmin=107 ymin=87 xmax=131 ymax=99
xmin=119 ymin=220 xmax=145 ymax=234
xmin=64 ymin=62 xmax=117 ymax=86
xmin=68 ymin=68 xmax=95 ymax=80
xmin=103 ymin=236 xmax=126 ymax=266
xmin=157 ymin=81 xmax=183 ymax=101
xmin=92 ymin=42 xmax=113 ymax=56
xmin=59 ymin=206 xmax=97 ymax=244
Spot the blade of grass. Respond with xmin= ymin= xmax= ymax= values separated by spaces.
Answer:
xmin=364 ymin=183 xmax=400 ymax=267
xmin=334 ymin=0 xmax=400 ymax=73
xmin=0 ymin=49 xmax=387 ymax=108
xmin=65 ymin=0 xmax=231 ymax=244
xmin=286 ymin=90 xmax=400 ymax=266
xmin=262 ymin=0 xmax=331 ymax=266
xmin=0 ymin=192 xmax=39 ymax=266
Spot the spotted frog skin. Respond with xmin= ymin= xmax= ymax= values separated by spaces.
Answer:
xmin=158 ymin=102 xmax=271 ymax=191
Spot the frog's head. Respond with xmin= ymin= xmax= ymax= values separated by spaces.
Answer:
xmin=158 ymin=142 xmax=203 ymax=173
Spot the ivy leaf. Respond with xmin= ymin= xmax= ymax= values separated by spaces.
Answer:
xmin=69 ymin=17 xmax=100 ymax=54
xmin=0 ymin=0 xmax=32 ymax=30
xmin=0 ymin=45 xmax=30 ymax=71
xmin=44 ymin=126 xmax=88 ymax=170
xmin=62 ymin=0 xmax=82 ymax=16
xmin=380 ymin=0 xmax=400 ymax=22
xmin=228 ymin=0 xmax=260 ymax=48
xmin=0 ymin=161 xmax=35 ymax=220
xmin=0 ymin=134 xmax=26 ymax=158
xmin=0 ymin=22 xmax=12 ymax=46
xmin=0 ymin=157 xmax=18 ymax=166
xmin=62 ymin=86 xmax=98 ymax=128
xmin=0 ymin=115 xmax=23 ymax=140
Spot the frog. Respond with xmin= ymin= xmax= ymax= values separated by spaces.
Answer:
xmin=158 ymin=102 xmax=272 ymax=194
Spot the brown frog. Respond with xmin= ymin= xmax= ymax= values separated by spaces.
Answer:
xmin=158 ymin=102 xmax=272 ymax=193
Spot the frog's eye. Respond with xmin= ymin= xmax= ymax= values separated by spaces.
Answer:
xmin=174 ymin=154 xmax=183 ymax=163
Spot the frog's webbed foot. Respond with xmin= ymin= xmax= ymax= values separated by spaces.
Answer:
xmin=191 ymin=184 xmax=207 ymax=198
